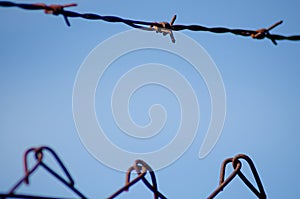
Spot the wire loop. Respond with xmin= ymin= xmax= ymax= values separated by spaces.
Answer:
xmin=7 ymin=146 xmax=87 ymax=198
xmin=108 ymin=159 xmax=167 ymax=199
xmin=208 ymin=154 xmax=266 ymax=199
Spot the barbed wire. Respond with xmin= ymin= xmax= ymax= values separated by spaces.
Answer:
xmin=1 ymin=1 xmax=300 ymax=45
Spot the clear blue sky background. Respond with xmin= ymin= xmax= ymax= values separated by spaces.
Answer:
xmin=1 ymin=0 xmax=300 ymax=198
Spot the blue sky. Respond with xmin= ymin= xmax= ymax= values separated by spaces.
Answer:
xmin=1 ymin=0 xmax=300 ymax=198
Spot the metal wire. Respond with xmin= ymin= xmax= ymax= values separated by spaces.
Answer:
xmin=0 ymin=193 xmax=75 ymax=199
xmin=207 ymin=158 xmax=242 ymax=199
xmin=8 ymin=148 xmax=44 ymax=194
xmin=108 ymin=159 xmax=167 ymax=199
xmin=207 ymin=154 xmax=266 ymax=199
xmin=107 ymin=164 xmax=147 ymax=199
xmin=232 ymin=154 xmax=266 ymax=199
xmin=1 ymin=1 xmax=300 ymax=45
xmin=0 ymin=146 xmax=268 ymax=199
xmin=1 ymin=146 xmax=87 ymax=199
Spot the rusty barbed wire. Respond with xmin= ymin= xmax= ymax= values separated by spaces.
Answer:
xmin=207 ymin=154 xmax=266 ymax=199
xmin=1 ymin=1 xmax=300 ymax=44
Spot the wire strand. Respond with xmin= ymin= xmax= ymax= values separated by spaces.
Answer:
xmin=1 ymin=1 xmax=300 ymax=45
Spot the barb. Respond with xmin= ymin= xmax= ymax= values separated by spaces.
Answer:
xmin=108 ymin=159 xmax=167 ymax=199
xmin=1 ymin=1 xmax=300 ymax=44
xmin=145 ymin=15 xmax=177 ymax=43
xmin=207 ymin=154 xmax=266 ymax=199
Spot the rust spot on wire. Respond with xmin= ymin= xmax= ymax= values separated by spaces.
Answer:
xmin=1 ymin=1 xmax=300 ymax=44
xmin=148 ymin=15 xmax=177 ymax=43
xmin=23 ymin=147 xmax=43 ymax=185
xmin=251 ymin=20 xmax=283 ymax=45
xmin=33 ymin=3 xmax=77 ymax=26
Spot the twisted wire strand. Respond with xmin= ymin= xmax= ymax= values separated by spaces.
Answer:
xmin=1 ymin=1 xmax=300 ymax=44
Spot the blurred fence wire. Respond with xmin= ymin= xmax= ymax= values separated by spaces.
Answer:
xmin=1 ymin=1 xmax=300 ymax=45
xmin=0 ymin=146 xmax=267 ymax=199
xmin=208 ymin=154 xmax=266 ymax=199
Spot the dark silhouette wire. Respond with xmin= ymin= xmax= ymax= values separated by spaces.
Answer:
xmin=1 ymin=1 xmax=300 ymax=44
xmin=0 ymin=146 xmax=267 ymax=198
xmin=0 ymin=146 xmax=87 ymax=199
xmin=108 ymin=159 xmax=167 ymax=199
xmin=208 ymin=154 xmax=266 ymax=199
